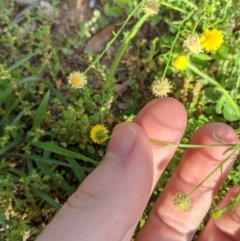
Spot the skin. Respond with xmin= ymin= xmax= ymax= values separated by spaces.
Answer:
xmin=36 ymin=98 xmax=240 ymax=241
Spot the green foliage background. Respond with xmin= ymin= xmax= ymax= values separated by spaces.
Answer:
xmin=0 ymin=0 xmax=239 ymax=240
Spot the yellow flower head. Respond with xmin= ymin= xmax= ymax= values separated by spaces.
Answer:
xmin=142 ymin=0 xmax=160 ymax=16
xmin=151 ymin=78 xmax=172 ymax=98
xmin=183 ymin=33 xmax=202 ymax=55
xmin=200 ymin=28 xmax=223 ymax=52
xmin=173 ymin=54 xmax=188 ymax=71
xmin=173 ymin=192 xmax=191 ymax=212
xmin=90 ymin=124 xmax=109 ymax=144
xmin=68 ymin=71 xmax=87 ymax=89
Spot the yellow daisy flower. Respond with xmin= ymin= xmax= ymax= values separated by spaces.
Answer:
xmin=151 ymin=78 xmax=172 ymax=98
xmin=90 ymin=124 xmax=109 ymax=144
xmin=142 ymin=0 xmax=160 ymax=16
xmin=173 ymin=54 xmax=188 ymax=71
xmin=68 ymin=71 xmax=87 ymax=89
xmin=200 ymin=28 xmax=223 ymax=52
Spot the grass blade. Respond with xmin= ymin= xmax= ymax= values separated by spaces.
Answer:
xmin=0 ymin=211 xmax=9 ymax=238
xmin=0 ymin=139 xmax=21 ymax=155
xmin=32 ymin=141 xmax=98 ymax=165
xmin=0 ymin=87 xmax=13 ymax=102
xmin=33 ymin=90 xmax=50 ymax=128
xmin=7 ymin=154 xmax=95 ymax=172
xmin=11 ymin=104 xmax=36 ymax=125
xmin=35 ymin=151 xmax=75 ymax=192
xmin=31 ymin=188 xmax=61 ymax=210
xmin=17 ymin=76 xmax=38 ymax=85
xmin=67 ymin=157 xmax=86 ymax=183
xmin=8 ymin=51 xmax=45 ymax=71
xmin=45 ymin=81 xmax=68 ymax=107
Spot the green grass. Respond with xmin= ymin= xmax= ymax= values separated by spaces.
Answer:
xmin=0 ymin=0 xmax=240 ymax=240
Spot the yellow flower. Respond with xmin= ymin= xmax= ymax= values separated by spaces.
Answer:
xmin=151 ymin=78 xmax=172 ymax=98
xmin=200 ymin=28 xmax=223 ymax=52
xmin=183 ymin=33 xmax=202 ymax=55
xmin=90 ymin=124 xmax=109 ymax=144
xmin=68 ymin=71 xmax=87 ymax=89
xmin=173 ymin=54 xmax=188 ymax=71
xmin=173 ymin=193 xmax=191 ymax=212
xmin=142 ymin=0 xmax=160 ymax=16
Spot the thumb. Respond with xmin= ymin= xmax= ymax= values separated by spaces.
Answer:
xmin=36 ymin=122 xmax=154 ymax=241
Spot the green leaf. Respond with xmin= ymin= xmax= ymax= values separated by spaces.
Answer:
xmin=35 ymin=154 xmax=75 ymax=192
xmin=67 ymin=157 xmax=86 ymax=183
xmin=222 ymin=102 xmax=240 ymax=121
xmin=0 ymin=83 xmax=32 ymax=126
xmin=32 ymin=141 xmax=98 ymax=165
xmin=9 ymin=153 xmax=94 ymax=172
xmin=8 ymin=50 xmax=45 ymax=71
xmin=0 ymin=211 xmax=9 ymax=238
xmin=103 ymin=3 xmax=111 ymax=16
xmin=215 ymin=43 xmax=230 ymax=60
xmin=0 ymin=139 xmax=21 ymax=155
xmin=33 ymin=90 xmax=50 ymax=128
xmin=192 ymin=53 xmax=212 ymax=63
xmin=110 ymin=6 xmax=122 ymax=17
xmin=216 ymin=95 xmax=226 ymax=114
xmin=17 ymin=76 xmax=38 ymax=85
xmin=216 ymin=95 xmax=239 ymax=120
xmin=26 ymin=159 xmax=34 ymax=172
xmin=12 ymin=104 xmax=36 ymax=125
xmin=31 ymin=188 xmax=61 ymax=210
xmin=45 ymin=81 xmax=68 ymax=107
xmin=0 ymin=87 xmax=13 ymax=102
xmin=204 ymin=87 xmax=220 ymax=102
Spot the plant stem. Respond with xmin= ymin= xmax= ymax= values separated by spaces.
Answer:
xmin=162 ymin=9 xmax=196 ymax=78
xmin=150 ymin=139 xmax=237 ymax=148
xmin=188 ymin=63 xmax=240 ymax=117
xmin=105 ymin=13 xmax=149 ymax=92
xmin=161 ymin=2 xmax=187 ymax=13
xmin=187 ymin=144 xmax=239 ymax=197
xmin=83 ymin=1 xmax=143 ymax=75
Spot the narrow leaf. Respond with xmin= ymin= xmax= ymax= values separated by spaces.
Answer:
xmin=33 ymin=90 xmax=50 ymax=128
xmin=0 ymin=211 xmax=9 ymax=238
xmin=31 ymin=188 xmax=61 ymax=210
xmin=12 ymin=104 xmax=36 ymax=125
xmin=0 ymin=87 xmax=13 ymax=102
xmin=0 ymin=139 xmax=21 ymax=155
xmin=32 ymin=141 xmax=98 ymax=165
xmin=67 ymin=157 xmax=86 ymax=183
xmin=9 ymin=51 xmax=43 ymax=71
xmin=45 ymin=81 xmax=68 ymax=107
xmin=8 ymin=154 xmax=95 ymax=172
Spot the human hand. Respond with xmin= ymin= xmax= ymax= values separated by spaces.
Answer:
xmin=36 ymin=98 xmax=240 ymax=241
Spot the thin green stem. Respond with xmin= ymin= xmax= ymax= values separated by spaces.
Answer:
xmin=188 ymin=63 xmax=240 ymax=117
xmin=187 ymin=145 xmax=240 ymax=197
xmin=161 ymin=2 xmax=187 ymax=14
xmin=162 ymin=9 xmax=196 ymax=78
xmin=83 ymin=1 xmax=142 ymax=75
xmin=105 ymin=13 xmax=149 ymax=92
xmin=150 ymin=139 xmax=238 ymax=148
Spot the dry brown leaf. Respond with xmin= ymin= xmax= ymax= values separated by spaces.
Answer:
xmin=84 ymin=24 xmax=116 ymax=54
xmin=117 ymin=102 xmax=127 ymax=110
xmin=113 ymin=81 xmax=128 ymax=94
xmin=55 ymin=78 xmax=63 ymax=89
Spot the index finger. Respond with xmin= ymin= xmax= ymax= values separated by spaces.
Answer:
xmin=136 ymin=122 xmax=239 ymax=241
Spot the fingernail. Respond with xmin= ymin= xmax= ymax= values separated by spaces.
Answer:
xmin=105 ymin=123 xmax=137 ymax=162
